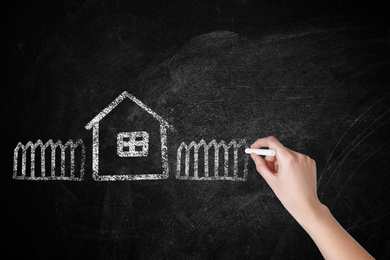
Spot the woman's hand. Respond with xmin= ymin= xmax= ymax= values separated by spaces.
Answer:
xmin=250 ymin=136 xmax=375 ymax=259
xmin=250 ymin=136 xmax=324 ymax=224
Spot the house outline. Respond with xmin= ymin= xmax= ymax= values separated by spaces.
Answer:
xmin=85 ymin=91 xmax=174 ymax=181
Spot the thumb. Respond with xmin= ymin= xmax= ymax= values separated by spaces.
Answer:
xmin=251 ymin=153 xmax=276 ymax=184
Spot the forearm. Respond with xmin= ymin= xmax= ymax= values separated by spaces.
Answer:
xmin=298 ymin=204 xmax=375 ymax=260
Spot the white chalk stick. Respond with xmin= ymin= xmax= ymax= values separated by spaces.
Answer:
xmin=245 ymin=148 xmax=276 ymax=156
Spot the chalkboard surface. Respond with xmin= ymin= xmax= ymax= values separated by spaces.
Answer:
xmin=4 ymin=1 xmax=390 ymax=259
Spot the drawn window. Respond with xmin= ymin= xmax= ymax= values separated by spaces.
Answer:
xmin=117 ymin=132 xmax=149 ymax=157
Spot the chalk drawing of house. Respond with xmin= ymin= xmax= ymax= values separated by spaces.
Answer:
xmin=85 ymin=91 xmax=174 ymax=181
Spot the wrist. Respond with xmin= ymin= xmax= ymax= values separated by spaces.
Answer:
xmin=296 ymin=202 xmax=331 ymax=229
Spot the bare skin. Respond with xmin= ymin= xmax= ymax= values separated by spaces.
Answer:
xmin=250 ymin=136 xmax=374 ymax=260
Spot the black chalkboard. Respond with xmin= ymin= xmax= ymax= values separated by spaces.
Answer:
xmin=5 ymin=1 xmax=390 ymax=259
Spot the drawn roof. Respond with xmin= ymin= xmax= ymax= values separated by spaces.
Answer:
xmin=85 ymin=91 xmax=173 ymax=130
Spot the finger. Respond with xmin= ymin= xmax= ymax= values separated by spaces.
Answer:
xmin=266 ymin=161 xmax=275 ymax=172
xmin=267 ymin=160 xmax=279 ymax=174
xmin=250 ymin=136 xmax=288 ymax=158
xmin=251 ymin=153 xmax=276 ymax=184
xmin=274 ymin=160 xmax=279 ymax=173
xmin=264 ymin=155 xmax=276 ymax=163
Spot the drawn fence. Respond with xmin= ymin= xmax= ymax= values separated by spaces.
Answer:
xmin=176 ymin=139 xmax=249 ymax=181
xmin=13 ymin=139 xmax=85 ymax=181
xmin=13 ymin=138 xmax=250 ymax=181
